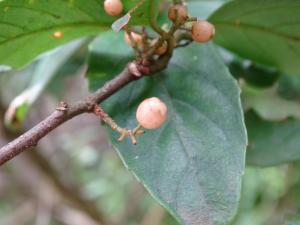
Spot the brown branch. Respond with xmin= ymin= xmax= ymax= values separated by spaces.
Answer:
xmin=0 ymin=54 xmax=171 ymax=166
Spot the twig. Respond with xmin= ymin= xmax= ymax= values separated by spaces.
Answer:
xmin=93 ymin=105 xmax=144 ymax=144
xmin=0 ymin=53 xmax=172 ymax=166
xmin=125 ymin=28 xmax=141 ymax=57
xmin=149 ymin=0 xmax=165 ymax=35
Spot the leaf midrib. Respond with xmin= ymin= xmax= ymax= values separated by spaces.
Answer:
xmin=0 ymin=21 xmax=108 ymax=46
xmin=157 ymin=76 xmax=215 ymax=224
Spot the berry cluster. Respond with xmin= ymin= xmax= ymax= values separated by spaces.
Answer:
xmin=168 ymin=5 xmax=215 ymax=43
xmin=103 ymin=1 xmax=215 ymax=49
xmin=101 ymin=1 xmax=216 ymax=143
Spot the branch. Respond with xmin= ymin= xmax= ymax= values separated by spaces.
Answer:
xmin=0 ymin=54 xmax=172 ymax=166
xmin=0 ymin=8 xmax=193 ymax=166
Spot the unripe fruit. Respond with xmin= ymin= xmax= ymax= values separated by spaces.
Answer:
xmin=192 ymin=20 xmax=215 ymax=43
xmin=104 ymin=0 xmax=123 ymax=17
xmin=168 ymin=5 xmax=188 ymax=23
xmin=151 ymin=39 xmax=168 ymax=55
xmin=136 ymin=97 xmax=168 ymax=129
xmin=124 ymin=32 xmax=143 ymax=46
xmin=155 ymin=42 xmax=167 ymax=55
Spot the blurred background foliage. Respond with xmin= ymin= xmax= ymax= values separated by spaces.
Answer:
xmin=1 ymin=0 xmax=300 ymax=225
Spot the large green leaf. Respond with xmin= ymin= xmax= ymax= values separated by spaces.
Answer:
xmin=0 ymin=0 xmax=158 ymax=68
xmin=88 ymin=37 xmax=247 ymax=224
xmin=246 ymin=111 xmax=300 ymax=167
xmin=209 ymin=0 xmax=300 ymax=75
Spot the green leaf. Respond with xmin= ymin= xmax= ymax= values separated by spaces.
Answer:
xmin=89 ymin=40 xmax=247 ymax=224
xmin=3 ymin=38 xmax=89 ymax=130
xmin=0 ymin=0 xmax=158 ymax=69
xmin=209 ymin=0 xmax=300 ymax=75
xmin=88 ymin=31 xmax=133 ymax=91
xmin=242 ymin=85 xmax=300 ymax=121
xmin=123 ymin=0 xmax=159 ymax=25
xmin=246 ymin=111 xmax=300 ymax=167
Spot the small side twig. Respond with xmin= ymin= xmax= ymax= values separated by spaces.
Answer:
xmin=149 ymin=0 xmax=165 ymax=35
xmin=125 ymin=28 xmax=141 ymax=57
xmin=93 ymin=105 xmax=144 ymax=145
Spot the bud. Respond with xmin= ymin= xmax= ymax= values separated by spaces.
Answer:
xmin=124 ymin=32 xmax=143 ymax=46
xmin=168 ymin=5 xmax=188 ymax=23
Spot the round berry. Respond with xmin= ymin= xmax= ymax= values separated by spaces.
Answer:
xmin=124 ymin=32 xmax=143 ymax=46
xmin=136 ymin=97 xmax=168 ymax=129
xmin=168 ymin=5 xmax=188 ymax=23
xmin=104 ymin=0 xmax=123 ymax=17
xmin=192 ymin=20 xmax=215 ymax=43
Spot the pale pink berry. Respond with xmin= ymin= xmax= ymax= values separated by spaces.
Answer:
xmin=136 ymin=97 xmax=168 ymax=129
xmin=104 ymin=0 xmax=123 ymax=17
xmin=192 ymin=20 xmax=215 ymax=43
xmin=168 ymin=5 xmax=188 ymax=23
